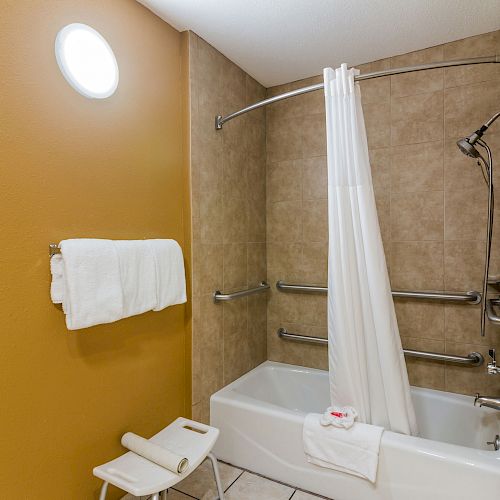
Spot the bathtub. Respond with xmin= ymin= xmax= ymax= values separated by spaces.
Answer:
xmin=210 ymin=361 xmax=500 ymax=500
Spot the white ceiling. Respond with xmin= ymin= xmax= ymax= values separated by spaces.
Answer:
xmin=138 ymin=0 xmax=500 ymax=87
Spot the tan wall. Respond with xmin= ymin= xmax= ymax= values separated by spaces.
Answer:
xmin=188 ymin=33 xmax=267 ymax=422
xmin=0 ymin=2 xmax=190 ymax=498
xmin=266 ymin=31 xmax=500 ymax=397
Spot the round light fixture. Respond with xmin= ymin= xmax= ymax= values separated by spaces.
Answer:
xmin=55 ymin=23 xmax=119 ymax=99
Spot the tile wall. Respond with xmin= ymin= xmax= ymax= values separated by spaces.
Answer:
xmin=266 ymin=30 xmax=500 ymax=396
xmin=189 ymin=32 xmax=267 ymax=422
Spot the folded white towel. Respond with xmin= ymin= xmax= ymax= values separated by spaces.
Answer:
xmin=303 ymin=413 xmax=384 ymax=483
xmin=58 ymin=239 xmax=123 ymax=330
xmin=114 ymin=240 xmax=157 ymax=319
xmin=50 ymin=238 xmax=187 ymax=330
xmin=147 ymin=239 xmax=187 ymax=311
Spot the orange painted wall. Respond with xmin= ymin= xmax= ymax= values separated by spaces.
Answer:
xmin=0 ymin=1 xmax=190 ymax=498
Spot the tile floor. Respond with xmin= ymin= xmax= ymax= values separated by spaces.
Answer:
xmin=121 ymin=459 xmax=329 ymax=499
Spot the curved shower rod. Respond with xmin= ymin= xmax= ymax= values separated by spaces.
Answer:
xmin=215 ymin=55 xmax=499 ymax=129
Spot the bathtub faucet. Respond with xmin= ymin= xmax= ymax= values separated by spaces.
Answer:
xmin=474 ymin=394 xmax=500 ymax=411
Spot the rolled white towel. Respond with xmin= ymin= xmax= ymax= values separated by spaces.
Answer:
xmin=121 ymin=432 xmax=189 ymax=474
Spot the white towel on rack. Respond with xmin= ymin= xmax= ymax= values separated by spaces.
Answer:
xmin=50 ymin=238 xmax=187 ymax=330
xmin=114 ymin=240 xmax=157 ymax=319
xmin=303 ymin=413 xmax=384 ymax=483
xmin=147 ymin=239 xmax=187 ymax=311
xmin=58 ymin=239 xmax=123 ymax=330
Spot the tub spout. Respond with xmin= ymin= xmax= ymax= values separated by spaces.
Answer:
xmin=474 ymin=393 xmax=500 ymax=411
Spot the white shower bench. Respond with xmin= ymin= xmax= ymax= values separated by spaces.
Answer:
xmin=93 ymin=417 xmax=225 ymax=500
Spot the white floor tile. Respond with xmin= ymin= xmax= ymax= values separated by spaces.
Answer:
xmin=173 ymin=458 xmax=242 ymax=499
xmin=292 ymin=490 xmax=329 ymax=499
xmin=225 ymin=471 xmax=294 ymax=500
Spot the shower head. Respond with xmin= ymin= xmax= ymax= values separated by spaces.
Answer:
xmin=457 ymin=111 xmax=500 ymax=158
xmin=457 ymin=136 xmax=481 ymax=158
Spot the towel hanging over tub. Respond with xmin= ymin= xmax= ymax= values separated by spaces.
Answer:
xmin=50 ymin=238 xmax=186 ymax=330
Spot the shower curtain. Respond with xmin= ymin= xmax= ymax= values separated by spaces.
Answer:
xmin=324 ymin=65 xmax=418 ymax=436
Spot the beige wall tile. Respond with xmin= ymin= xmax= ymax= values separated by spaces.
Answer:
xmin=224 ymin=196 xmax=248 ymax=243
xmin=247 ymin=242 xmax=267 ymax=285
xmin=302 ymin=113 xmax=327 ymax=157
xmin=391 ymin=241 xmax=444 ymax=289
xmin=190 ymin=35 xmax=267 ymax=417
xmin=391 ymin=142 xmax=443 ymax=193
xmin=302 ymin=156 xmax=328 ymax=200
xmin=391 ymin=191 xmax=444 ymax=241
xmin=444 ymin=240 xmax=485 ymax=290
xmin=390 ymin=46 xmax=444 ymax=98
xmin=193 ymin=243 xmax=223 ymax=297
xmin=359 ymin=76 xmax=390 ymax=104
xmin=302 ymin=200 xmax=328 ymax=243
xmin=444 ymin=188 xmax=488 ymax=240
xmin=363 ymin=101 xmax=391 ymax=148
xmin=266 ymin=115 xmax=302 ymax=163
xmin=391 ymin=91 xmax=443 ymax=146
xmin=369 ymin=147 xmax=391 ymax=193
xmin=267 ymin=201 xmax=303 ymax=242
xmin=444 ymin=304 xmax=490 ymax=345
xmin=401 ymin=337 xmax=446 ymax=390
xmin=223 ymin=243 xmax=248 ymax=291
xmin=223 ymin=147 xmax=248 ymax=200
xmin=444 ymin=139 xmax=486 ymax=191
xmin=395 ymin=301 xmax=445 ymax=340
xmin=267 ymin=242 xmax=303 ymax=282
xmin=444 ymin=342 xmax=495 ymax=395
xmin=267 ymin=160 xmax=302 ymax=203
xmin=444 ymin=80 xmax=500 ymax=140
xmin=444 ymin=31 xmax=500 ymax=88
xmin=199 ymin=175 xmax=224 ymax=244
xmin=302 ymin=241 xmax=328 ymax=283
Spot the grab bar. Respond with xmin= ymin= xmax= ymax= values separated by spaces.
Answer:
xmin=214 ymin=281 xmax=270 ymax=303
xmin=277 ymin=328 xmax=484 ymax=366
xmin=486 ymin=298 xmax=500 ymax=324
xmin=276 ymin=281 xmax=482 ymax=304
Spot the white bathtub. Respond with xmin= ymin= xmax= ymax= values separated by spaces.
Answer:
xmin=211 ymin=361 xmax=500 ymax=500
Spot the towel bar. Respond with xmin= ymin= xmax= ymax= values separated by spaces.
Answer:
xmin=49 ymin=243 xmax=60 ymax=257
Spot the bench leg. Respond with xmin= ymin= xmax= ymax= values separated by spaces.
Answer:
xmin=98 ymin=481 xmax=108 ymax=500
xmin=207 ymin=452 xmax=225 ymax=500
xmin=160 ymin=490 xmax=168 ymax=500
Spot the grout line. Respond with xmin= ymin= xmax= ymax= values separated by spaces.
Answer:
xmin=289 ymin=490 xmax=297 ymax=499
xmin=223 ymin=469 xmax=245 ymax=493
xmin=170 ymin=488 xmax=199 ymax=499
xmin=218 ymin=460 xmax=329 ymax=498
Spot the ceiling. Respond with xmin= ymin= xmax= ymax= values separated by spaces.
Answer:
xmin=138 ymin=0 xmax=500 ymax=87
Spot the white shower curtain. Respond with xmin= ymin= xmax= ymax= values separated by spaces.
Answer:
xmin=324 ymin=65 xmax=418 ymax=436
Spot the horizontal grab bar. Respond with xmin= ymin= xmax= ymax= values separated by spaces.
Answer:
xmin=214 ymin=281 xmax=270 ymax=303
xmin=277 ymin=328 xmax=484 ymax=366
xmin=276 ymin=281 xmax=482 ymax=304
